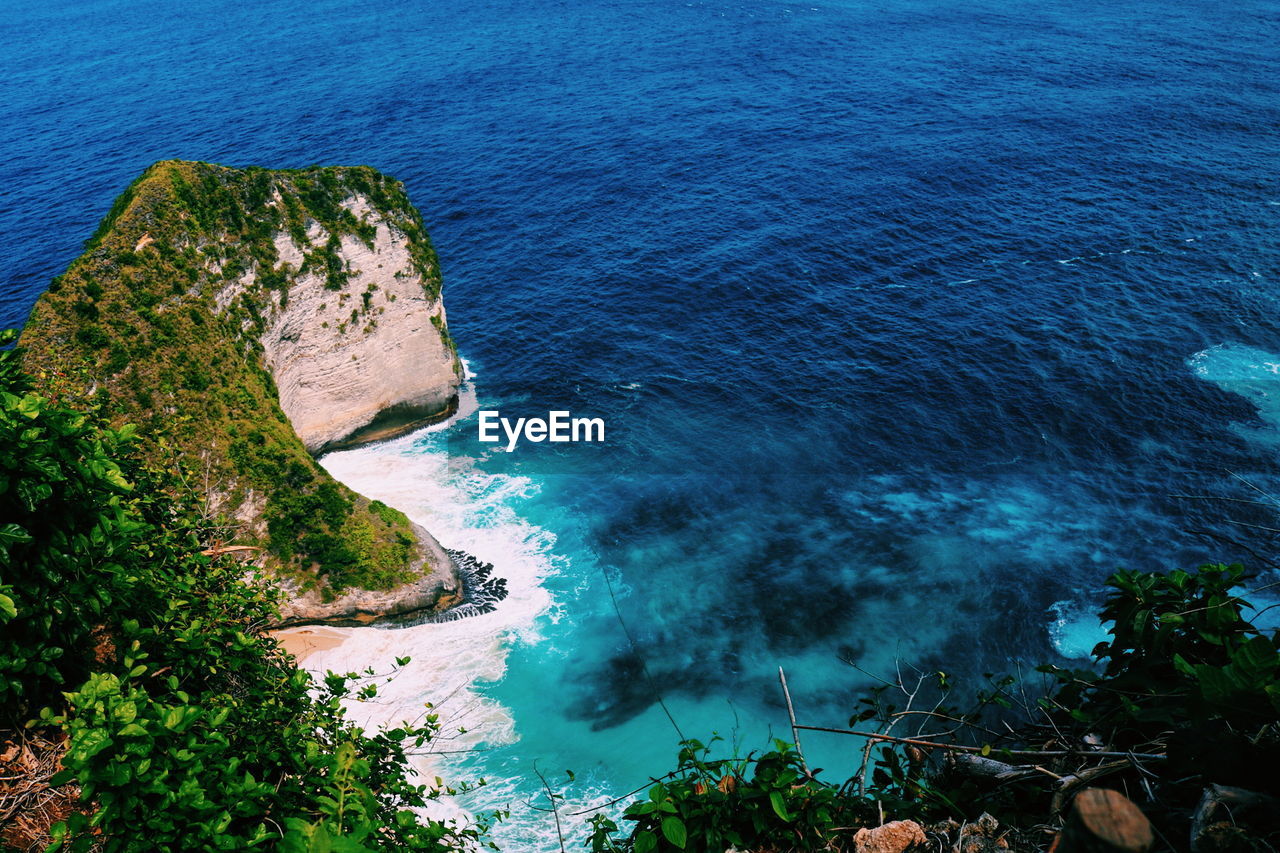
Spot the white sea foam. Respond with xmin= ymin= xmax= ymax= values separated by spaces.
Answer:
xmin=1188 ymin=343 xmax=1280 ymax=435
xmin=454 ymin=767 xmax=624 ymax=852
xmin=300 ymin=366 xmax=564 ymax=831
xmin=1048 ymin=599 xmax=1109 ymax=660
xmin=1244 ymin=586 xmax=1280 ymax=633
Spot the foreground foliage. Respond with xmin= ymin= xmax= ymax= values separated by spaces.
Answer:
xmin=0 ymin=335 xmax=491 ymax=851
xmin=586 ymin=739 xmax=871 ymax=853
xmin=587 ymin=562 xmax=1280 ymax=852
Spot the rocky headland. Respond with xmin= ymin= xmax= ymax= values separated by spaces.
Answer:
xmin=19 ymin=160 xmax=474 ymax=624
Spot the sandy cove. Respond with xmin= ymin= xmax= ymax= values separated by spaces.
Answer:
xmin=272 ymin=625 xmax=352 ymax=663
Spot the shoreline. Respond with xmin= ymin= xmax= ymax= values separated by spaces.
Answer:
xmin=272 ymin=625 xmax=351 ymax=663
xmin=303 ymin=396 xmax=564 ymax=844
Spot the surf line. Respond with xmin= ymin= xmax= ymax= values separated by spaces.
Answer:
xmin=477 ymin=410 xmax=605 ymax=451
xmin=394 ymin=549 xmax=510 ymax=625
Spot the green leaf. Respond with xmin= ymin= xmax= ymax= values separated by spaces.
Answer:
xmin=163 ymin=707 xmax=184 ymax=730
xmin=0 ymin=592 xmax=15 ymax=621
xmin=70 ymin=728 xmax=113 ymax=762
xmin=0 ymin=523 xmax=31 ymax=546
xmin=634 ymin=830 xmax=657 ymax=853
xmin=1265 ymin=683 xmax=1280 ymax=714
xmin=661 ymin=816 xmax=687 ymax=850
xmin=16 ymin=395 xmax=42 ymax=419
xmin=308 ymin=822 xmax=333 ymax=853
xmin=769 ymin=790 xmax=793 ymax=823
xmin=1235 ymin=635 xmax=1279 ymax=677
xmin=46 ymin=821 xmax=66 ymax=853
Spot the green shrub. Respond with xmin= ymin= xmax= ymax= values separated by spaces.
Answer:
xmin=74 ymin=325 xmax=108 ymax=350
xmin=0 ymin=333 xmax=496 ymax=850
xmin=589 ymin=739 xmax=866 ymax=853
xmin=1046 ymin=564 xmax=1280 ymax=732
xmin=591 ymin=564 xmax=1280 ymax=850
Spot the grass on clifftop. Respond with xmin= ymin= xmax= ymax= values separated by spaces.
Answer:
xmin=19 ymin=160 xmax=451 ymax=594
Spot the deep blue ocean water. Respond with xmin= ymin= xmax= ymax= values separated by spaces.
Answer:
xmin=4 ymin=0 xmax=1280 ymax=846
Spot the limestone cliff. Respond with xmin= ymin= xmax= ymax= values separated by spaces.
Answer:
xmin=251 ymin=195 xmax=460 ymax=454
xmin=20 ymin=160 xmax=464 ymax=622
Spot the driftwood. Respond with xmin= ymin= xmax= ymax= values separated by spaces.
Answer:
xmin=199 ymin=544 xmax=262 ymax=558
xmin=1050 ymin=788 xmax=1153 ymax=853
xmin=1190 ymin=784 xmax=1280 ymax=853
xmin=793 ymin=725 xmax=1165 ymax=761
xmin=1049 ymin=763 xmax=1131 ymax=816
xmin=950 ymin=753 xmax=1040 ymax=782
xmin=778 ymin=667 xmax=810 ymax=776
xmin=949 ymin=753 xmax=1131 ymax=814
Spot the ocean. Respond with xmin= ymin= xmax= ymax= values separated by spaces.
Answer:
xmin=3 ymin=0 xmax=1280 ymax=847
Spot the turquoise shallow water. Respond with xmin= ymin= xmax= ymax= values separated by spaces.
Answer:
xmin=4 ymin=0 xmax=1280 ymax=847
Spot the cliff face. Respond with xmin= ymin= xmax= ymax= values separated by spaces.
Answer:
xmin=20 ymin=160 xmax=463 ymax=622
xmin=252 ymin=196 xmax=460 ymax=454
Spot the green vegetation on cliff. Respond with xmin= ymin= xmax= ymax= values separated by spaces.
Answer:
xmin=19 ymin=161 xmax=453 ymax=595
xmin=0 ymin=335 xmax=493 ymax=851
